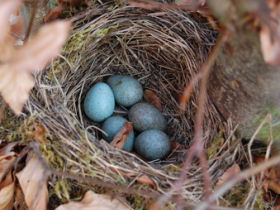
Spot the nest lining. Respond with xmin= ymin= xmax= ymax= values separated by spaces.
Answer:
xmin=27 ymin=5 xmax=238 ymax=205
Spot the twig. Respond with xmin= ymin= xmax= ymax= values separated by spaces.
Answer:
xmin=25 ymin=0 xmax=38 ymax=40
xmin=156 ymin=30 xmax=229 ymax=210
xmin=195 ymin=154 xmax=280 ymax=210
xmin=179 ymin=72 xmax=203 ymax=112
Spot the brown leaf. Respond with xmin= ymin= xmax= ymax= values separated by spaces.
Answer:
xmin=171 ymin=141 xmax=186 ymax=150
xmin=260 ymin=2 xmax=280 ymax=65
xmin=110 ymin=122 xmax=133 ymax=150
xmin=16 ymin=154 xmax=48 ymax=210
xmin=44 ymin=6 xmax=63 ymax=23
xmin=0 ymin=18 xmax=70 ymax=115
xmin=215 ymin=163 xmax=241 ymax=189
xmin=0 ymin=68 xmax=34 ymax=115
xmin=32 ymin=124 xmax=47 ymax=143
xmin=10 ymin=20 xmax=71 ymax=72
xmin=10 ymin=7 xmax=26 ymax=39
xmin=0 ymin=0 xmax=21 ymax=43
xmin=144 ymin=89 xmax=162 ymax=111
xmin=136 ymin=174 xmax=156 ymax=189
xmin=0 ymin=172 xmax=15 ymax=210
xmin=0 ymin=142 xmax=18 ymax=182
xmin=267 ymin=180 xmax=280 ymax=194
xmin=260 ymin=25 xmax=280 ymax=65
xmin=55 ymin=190 xmax=132 ymax=210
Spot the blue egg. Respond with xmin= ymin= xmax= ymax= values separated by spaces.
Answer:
xmin=102 ymin=116 xmax=134 ymax=151
xmin=128 ymin=102 xmax=167 ymax=132
xmin=135 ymin=129 xmax=171 ymax=160
xmin=107 ymin=75 xmax=143 ymax=107
xmin=83 ymin=82 xmax=115 ymax=122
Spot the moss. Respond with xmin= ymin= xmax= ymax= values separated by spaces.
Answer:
xmin=255 ymin=190 xmax=265 ymax=210
xmin=128 ymin=193 xmax=153 ymax=210
xmin=222 ymin=181 xmax=250 ymax=207
xmin=47 ymin=28 xmax=92 ymax=82
xmin=253 ymin=105 xmax=280 ymax=144
xmin=95 ymin=24 xmax=119 ymax=38
xmin=54 ymin=180 xmax=71 ymax=201
xmin=206 ymin=131 xmax=225 ymax=159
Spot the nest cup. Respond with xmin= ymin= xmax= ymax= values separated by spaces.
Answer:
xmin=28 ymin=5 xmax=227 ymax=205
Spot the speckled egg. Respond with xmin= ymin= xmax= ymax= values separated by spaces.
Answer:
xmin=128 ymin=102 xmax=167 ymax=132
xmin=83 ymin=82 xmax=115 ymax=122
xmin=101 ymin=116 xmax=134 ymax=151
xmin=107 ymin=75 xmax=143 ymax=107
xmin=135 ymin=129 xmax=171 ymax=160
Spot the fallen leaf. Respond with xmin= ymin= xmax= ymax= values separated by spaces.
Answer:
xmin=14 ymin=186 xmax=25 ymax=210
xmin=44 ymin=5 xmax=63 ymax=23
xmin=215 ymin=163 xmax=241 ymax=189
xmin=10 ymin=7 xmax=26 ymax=39
xmin=144 ymin=89 xmax=162 ymax=111
xmin=16 ymin=154 xmax=48 ymax=210
xmin=55 ymin=190 xmax=132 ymax=210
xmin=0 ymin=0 xmax=70 ymax=115
xmin=149 ymin=202 xmax=161 ymax=210
xmin=136 ymin=174 xmax=156 ymax=189
xmin=0 ymin=172 xmax=15 ymax=210
xmin=255 ymin=154 xmax=280 ymax=195
xmin=0 ymin=142 xmax=18 ymax=182
xmin=260 ymin=25 xmax=280 ymax=65
xmin=260 ymin=1 xmax=280 ymax=65
xmin=9 ymin=20 xmax=71 ymax=72
xmin=110 ymin=122 xmax=133 ymax=150
xmin=0 ymin=0 xmax=21 ymax=43
xmin=32 ymin=124 xmax=47 ymax=143
xmin=171 ymin=141 xmax=186 ymax=150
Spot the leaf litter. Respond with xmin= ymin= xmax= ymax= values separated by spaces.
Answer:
xmin=0 ymin=0 xmax=70 ymax=115
xmin=55 ymin=190 xmax=132 ymax=210
xmin=16 ymin=153 xmax=49 ymax=210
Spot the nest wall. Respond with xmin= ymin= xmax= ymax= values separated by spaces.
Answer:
xmin=27 ymin=5 xmax=237 ymax=205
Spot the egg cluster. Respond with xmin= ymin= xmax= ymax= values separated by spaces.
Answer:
xmin=83 ymin=75 xmax=171 ymax=161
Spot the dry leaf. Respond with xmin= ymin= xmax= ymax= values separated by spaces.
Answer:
xmin=136 ymin=174 xmax=156 ymax=189
xmin=32 ymin=124 xmax=47 ymax=143
xmin=0 ymin=67 xmax=35 ymax=116
xmin=10 ymin=7 xmax=26 ymax=39
xmin=0 ymin=172 xmax=15 ymax=210
xmin=10 ymin=20 xmax=71 ymax=72
xmin=110 ymin=122 xmax=133 ymax=150
xmin=255 ymin=154 xmax=280 ymax=195
xmin=144 ymin=89 xmax=162 ymax=111
xmin=215 ymin=163 xmax=241 ymax=189
xmin=16 ymin=154 xmax=48 ymax=210
xmin=55 ymin=190 xmax=132 ymax=210
xmin=260 ymin=26 xmax=280 ymax=65
xmin=0 ymin=0 xmax=70 ymax=115
xmin=171 ymin=141 xmax=186 ymax=150
xmin=260 ymin=2 xmax=280 ymax=65
xmin=0 ymin=0 xmax=21 ymax=43
xmin=0 ymin=142 xmax=18 ymax=182
xmin=44 ymin=6 xmax=63 ymax=23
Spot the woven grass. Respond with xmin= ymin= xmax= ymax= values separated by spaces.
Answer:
xmin=26 ymin=4 xmax=244 ymax=208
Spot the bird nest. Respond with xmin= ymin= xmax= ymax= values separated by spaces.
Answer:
xmin=27 ymin=4 xmax=241 ymax=208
